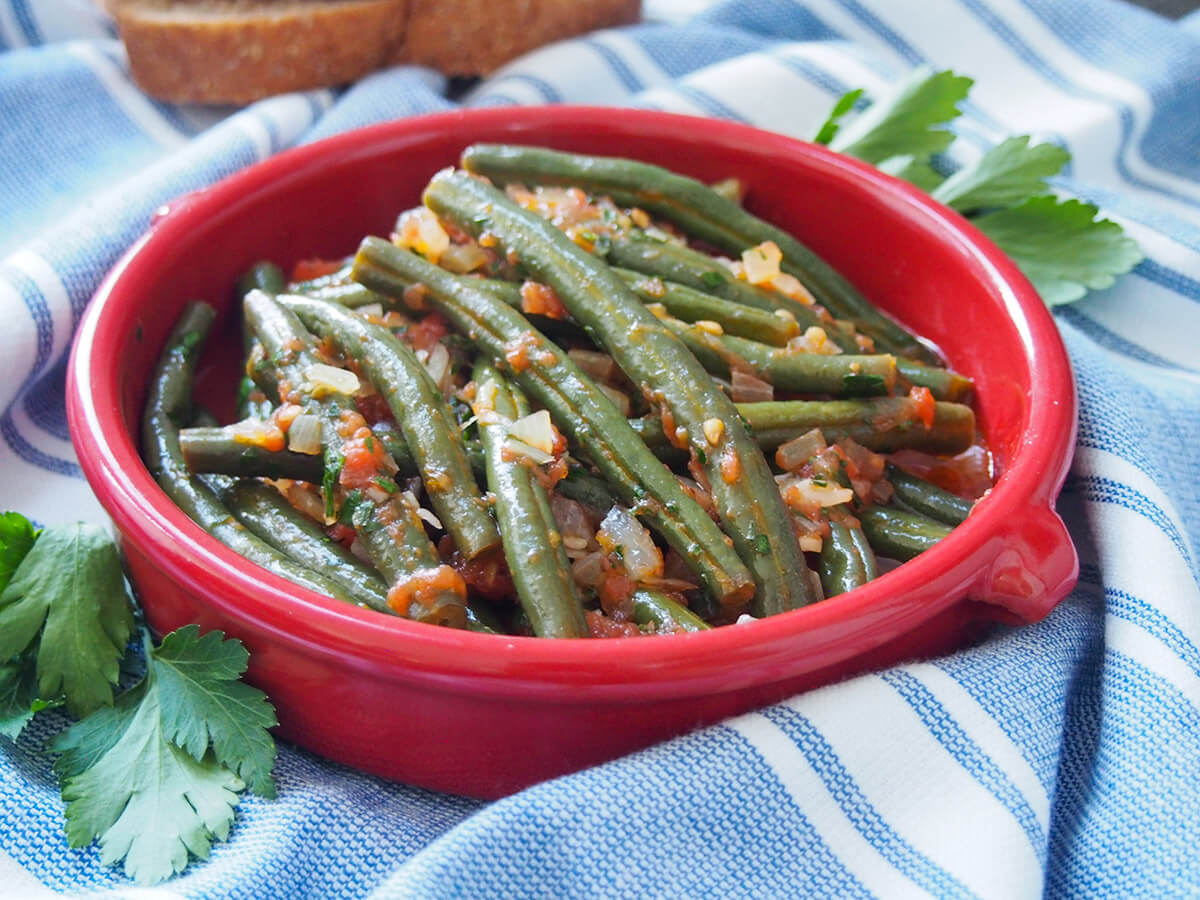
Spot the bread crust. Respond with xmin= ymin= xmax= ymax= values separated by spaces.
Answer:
xmin=109 ymin=0 xmax=642 ymax=104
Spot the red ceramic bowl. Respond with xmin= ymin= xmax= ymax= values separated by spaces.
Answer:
xmin=67 ymin=107 xmax=1077 ymax=799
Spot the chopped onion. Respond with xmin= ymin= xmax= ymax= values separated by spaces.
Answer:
xmin=364 ymin=485 xmax=390 ymax=504
xmin=439 ymin=241 xmax=489 ymax=274
xmin=474 ymin=378 xmax=499 ymax=414
xmin=355 ymin=303 xmax=384 ymax=319
xmin=416 ymin=507 xmax=443 ymax=530
xmin=731 ymin=369 xmax=774 ymax=403
xmin=741 ymin=240 xmax=782 ymax=284
xmin=423 ymin=341 xmax=451 ymax=390
xmin=735 ymin=613 xmax=758 ymax=625
xmin=394 ymin=207 xmax=450 ymax=263
xmin=781 ymin=476 xmax=854 ymax=512
xmin=775 ymin=428 xmax=826 ymax=472
xmin=349 ymin=539 xmax=372 ymax=564
xmin=305 ymin=363 xmax=359 ymax=395
xmin=567 ymin=348 xmax=617 ymax=382
xmin=503 ymin=437 xmax=554 ymax=465
xmin=282 ymin=482 xmax=324 ymax=522
xmin=228 ymin=418 xmax=284 ymax=450
xmin=506 ymin=409 xmax=555 ymax=454
xmin=287 ymin=414 xmax=322 ymax=455
xmin=596 ymin=382 xmax=631 ymax=417
xmin=597 ymin=505 xmax=663 ymax=581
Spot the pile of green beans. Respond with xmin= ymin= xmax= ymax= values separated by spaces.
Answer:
xmin=141 ymin=144 xmax=988 ymax=639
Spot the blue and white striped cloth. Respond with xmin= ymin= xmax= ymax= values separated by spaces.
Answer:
xmin=2 ymin=0 xmax=1199 ymax=896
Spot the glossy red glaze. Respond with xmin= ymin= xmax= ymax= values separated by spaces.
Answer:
xmin=66 ymin=107 xmax=1078 ymax=798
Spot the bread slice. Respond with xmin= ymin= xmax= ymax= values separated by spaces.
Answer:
xmin=108 ymin=0 xmax=642 ymax=105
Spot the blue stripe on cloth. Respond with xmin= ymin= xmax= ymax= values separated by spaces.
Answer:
xmin=476 ymin=73 xmax=564 ymax=104
xmin=0 ymin=409 xmax=81 ymax=478
xmin=760 ymin=706 xmax=977 ymax=899
xmin=626 ymin=22 xmax=771 ymax=78
xmin=961 ymin=0 xmax=1200 ymax=210
xmin=673 ymin=83 xmax=750 ymax=121
xmin=21 ymin=358 xmax=69 ymax=442
xmin=829 ymin=0 xmax=924 ymax=65
xmin=1135 ymin=258 xmax=1200 ymax=304
xmin=1045 ymin=649 xmax=1200 ymax=897
xmin=697 ymin=0 xmax=842 ymax=43
xmin=0 ymin=46 xmax=166 ymax=259
xmin=1017 ymin=0 xmax=1200 ymax=185
xmin=1064 ymin=474 xmax=1192 ymax=566
xmin=770 ymin=48 xmax=854 ymax=97
xmin=378 ymin=723 xmax=873 ymax=899
xmin=1078 ymin=564 xmax=1200 ymax=680
xmin=12 ymin=0 xmax=40 ymax=45
xmin=581 ymin=37 xmax=645 ymax=93
xmin=880 ymin=670 xmax=1047 ymax=863
xmin=2 ymin=263 xmax=53 ymax=389
xmin=1055 ymin=306 xmax=1199 ymax=372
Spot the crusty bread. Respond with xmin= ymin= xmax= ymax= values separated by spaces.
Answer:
xmin=108 ymin=0 xmax=641 ymax=105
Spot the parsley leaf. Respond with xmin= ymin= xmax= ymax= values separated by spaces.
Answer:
xmin=51 ymin=627 xmax=276 ymax=884
xmin=876 ymin=154 xmax=945 ymax=192
xmin=153 ymin=625 xmax=278 ymax=798
xmin=0 ymin=654 xmax=58 ymax=740
xmin=813 ymin=88 xmax=863 ymax=146
xmin=830 ymin=68 xmax=973 ymax=165
xmin=52 ymin=673 xmax=243 ymax=885
xmin=932 ymin=135 xmax=1070 ymax=213
xmin=0 ymin=523 xmax=134 ymax=718
xmin=973 ymin=196 xmax=1145 ymax=305
xmin=0 ymin=510 xmax=38 ymax=592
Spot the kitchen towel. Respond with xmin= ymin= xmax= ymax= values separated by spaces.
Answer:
xmin=1 ymin=0 xmax=1198 ymax=896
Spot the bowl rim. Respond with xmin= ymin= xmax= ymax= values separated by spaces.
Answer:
xmin=67 ymin=105 xmax=1077 ymax=693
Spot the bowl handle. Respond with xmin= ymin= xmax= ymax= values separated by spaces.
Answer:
xmin=968 ymin=503 xmax=1079 ymax=624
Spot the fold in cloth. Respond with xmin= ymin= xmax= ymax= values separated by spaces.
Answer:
xmin=1 ymin=0 xmax=1198 ymax=896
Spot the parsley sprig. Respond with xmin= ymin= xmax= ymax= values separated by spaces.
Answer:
xmin=816 ymin=66 xmax=1144 ymax=304
xmin=0 ymin=512 xmax=277 ymax=884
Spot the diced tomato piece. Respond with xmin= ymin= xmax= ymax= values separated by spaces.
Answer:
xmin=909 ymin=385 xmax=936 ymax=429
xmin=290 ymin=258 xmax=345 ymax=282
xmin=339 ymin=427 xmax=389 ymax=490
xmin=406 ymin=313 xmax=450 ymax=353
xmin=586 ymin=610 xmax=643 ymax=639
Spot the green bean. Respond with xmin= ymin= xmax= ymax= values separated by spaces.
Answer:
xmin=607 ymin=236 xmax=840 ymax=335
xmin=632 ymin=397 xmax=974 ymax=456
xmin=885 ymin=462 xmax=974 ymax=526
xmin=301 ymin=282 xmax=389 ymax=308
xmin=465 ymin=599 xmax=504 ymax=634
xmin=556 ymin=465 xmax=618 ymax=512
xmin=612 ymin=268 xmax=797 ymax=345
xmin=631 ymin=590 xmax=711 ymax=633
xmin=279 ymin=294 xmax=500 ymax=561
xmin=179 ymin=426 xmax=325 ymax=482
xmin=661 ymin=316 xmax=896 ymax=396
xmin=424 ymin=169 xmax=816 ymax=617
xmin=473 ymin=361 xmax=588 ymax=638
xmin=237 ymin=261 xmax=287 ymax=297
xmin=610 ymin=239 xmax=972 ymax=400
xmin=353 ymin=237 xmax=756 ymax=608
xmin=859 ymin=505 xmax=953 ymax=561
xmin=179 ymin=421 xmax=490 ymax=489
xmin=288 ymin=258 xmax=354 ymax=292
xmin=817 ymin=521 xmax=870 ymax=597
xmin=461 ymin=143 xmax=937 ymax=363
xmin=142 ymin=302 xmax=354 ymax=602
xmin=221 ymin=479 xmax=392 ymax=614
xmin=243 ymin=291 xmax=466 ymax=626
xmin=895 ymin=358 xmax=974 ymax=402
